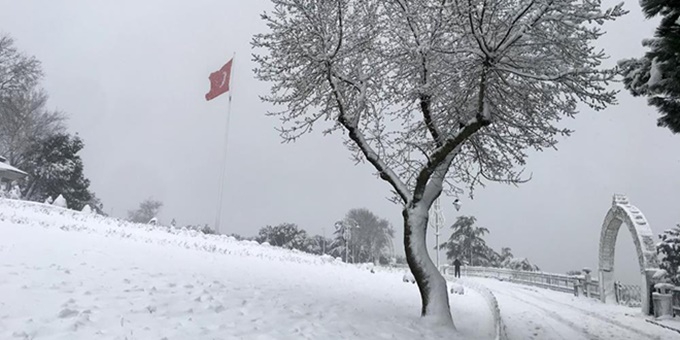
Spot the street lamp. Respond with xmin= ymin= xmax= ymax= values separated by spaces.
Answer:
xmin=337 ymin=220 xmax=360 ymax=263
xmin=431 ymin=198 xmax=462 ymax=272
xmin=453 ymin=198 xmax=462 ymax=212
xmin=430 ymin=198 xmax=444 ymax=271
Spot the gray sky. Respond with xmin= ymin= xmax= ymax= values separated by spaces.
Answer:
xmin=1 ymin=0 xmax=678 ymax=284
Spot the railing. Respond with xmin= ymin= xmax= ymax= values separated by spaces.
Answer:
xmin=614 ymin=281 xmax=642 ymax=307
xmin=442 ymin=266 xmax=601 ymax=299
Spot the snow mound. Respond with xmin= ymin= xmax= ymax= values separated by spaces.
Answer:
xmin=53 ymin=194 xmax=67 ymax=208
xmin=449 ymin=283 xmax=465 ymax=295
xmin=81 ymin=204 xmax=93 ymax=214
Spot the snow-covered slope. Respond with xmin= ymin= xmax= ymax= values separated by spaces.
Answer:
xmin=0 ymin=199 xmax=493 ymax=339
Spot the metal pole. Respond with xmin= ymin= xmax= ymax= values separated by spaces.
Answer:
xmin=214 ymin=53 xmax=236 ymax=234
xmin=430 ymin=198 xmax=444 ymax=271
xmin=345 ymin=224 xmax=349 ymax=263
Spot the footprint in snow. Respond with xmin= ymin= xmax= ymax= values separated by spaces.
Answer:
xmin=58 ymin=308 xmax=79 ymax=318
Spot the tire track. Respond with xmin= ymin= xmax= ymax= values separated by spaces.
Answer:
xmin=493 ymin=288 xmax=600 ymax=340
xmin=511 ymin=287 xmax=663 ymax=340
xmin=493 ymin=283 xmax=664 ymax=340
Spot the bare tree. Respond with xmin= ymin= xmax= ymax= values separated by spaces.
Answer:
xmin=0 ymin=34 xmax=42 ymax=93
xmin=0 ymin=88 xmax=66 ymax=166
xmin=0 ymin=34 xmax=65 ymax=166
xmin=253 ymin=0 xmax=624 ymax=325
xmin=127 ymin=199 xmax=163 ymax=224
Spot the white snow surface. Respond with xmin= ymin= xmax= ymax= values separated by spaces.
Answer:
xmin=0 ymin=199 xmax=493 ymax=339
xmin=471 ymin=277 xmax=679 ymax=340
xmin=648 ymin=58 xmax=662 ymax=87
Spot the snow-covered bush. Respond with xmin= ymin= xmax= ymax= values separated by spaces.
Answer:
xmin=44 ymin=196 xmax=53 ymax=204
xmin=183 ymin=224 xmax=217 ymax=235
xmin=8 ymin=183 xmax=21 ymax=200
xmin=657 ymin=225 xmax=680 ymax=285
xmin=52 ymin=194 xmax=67 ymax=208
xmin=81 ymin=204 xmax=93 ymax=214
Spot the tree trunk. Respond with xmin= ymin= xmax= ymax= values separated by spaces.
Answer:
xmin=403 ymin=203 xmax=455 ymax=328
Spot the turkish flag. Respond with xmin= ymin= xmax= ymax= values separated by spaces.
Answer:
xmin=205 ymin=58 xmax=233 ymax=101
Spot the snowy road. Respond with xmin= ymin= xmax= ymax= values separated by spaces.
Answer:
xmin=470 ymin=277 xmax=679 ymax=340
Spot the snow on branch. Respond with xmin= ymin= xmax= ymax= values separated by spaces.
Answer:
xmin=254 ymin=0 xmax=623 ymax=203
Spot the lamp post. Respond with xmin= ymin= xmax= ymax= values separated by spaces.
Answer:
xmin=337 ymin=220 xmax=360 ymax=263
xmin=429 ymin=198 xmax=445 ymax=271
xmin=430 ymin=198 xmax=462 ymax=271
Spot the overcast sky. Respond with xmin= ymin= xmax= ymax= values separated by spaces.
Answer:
xmin=1 ymin=0 xmax=678 ymax=284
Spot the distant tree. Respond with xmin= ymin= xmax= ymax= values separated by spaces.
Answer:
xmin=254 ymin=0 xmax=623 ymax=323
xmin=619 ymin=0 xmax=680 ymax=133
xmin=657 ymin=224 xmax=680 ymax=285
xmin=228 ymin=233 xmax=255 ymax=242
xmin=502 ymin=257 xmax=540 ymax=272
xmin=307 ymin=234 xmax=333 ymax=255
xmin=499 ymin=247 xmax=514 ymax=263
xmin=439 ymin=216 xmax=492 ymax=266
xmin=339 ymin=208 xmax=394 ymax=264
xmin=184 ymin=224 xmax=217 ymax=235
xmin=0 ymin=88 xmax=66 ymax=167
xmin=487 ymin=247 xmax=514 ymax=267
xmin=127 ymin=198 xmax=163 ymax=224
xmin=256 ymin=223 xmax=310 ymax=251
xmin=0 ymin=35 xmax=42 ymax=93
xmin=20 ymin=133 xmax=97 ymax=210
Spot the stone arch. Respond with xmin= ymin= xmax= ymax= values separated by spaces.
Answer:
xmin=598 ymin=194 xmax=659 ymax=315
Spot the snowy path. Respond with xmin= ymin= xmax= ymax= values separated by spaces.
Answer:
xmin=469 ymin=278 xmax=679 ymax=340
xmin=0 ymin=200 xmax=494 ymax=340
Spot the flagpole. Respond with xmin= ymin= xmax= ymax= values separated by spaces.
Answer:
xmin=214 ymin=52 xmax=236 ymax=234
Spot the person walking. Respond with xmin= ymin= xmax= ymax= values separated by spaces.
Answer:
xmin=453 ymin=258 xmax=462 ymax=278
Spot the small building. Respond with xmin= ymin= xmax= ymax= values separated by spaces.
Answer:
xmin=0 ymin=156 xmax=28 ymax=191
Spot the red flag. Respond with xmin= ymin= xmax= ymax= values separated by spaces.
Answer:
xmin=205 ymin=58 xmax=233 ymax=101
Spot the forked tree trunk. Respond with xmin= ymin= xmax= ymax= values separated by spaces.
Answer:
xmin=403 ymin=203 xmax=454 ymax=328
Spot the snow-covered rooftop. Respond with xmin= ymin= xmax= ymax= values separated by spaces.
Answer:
xmin=0 ymin=158 xmax=27 ymax=181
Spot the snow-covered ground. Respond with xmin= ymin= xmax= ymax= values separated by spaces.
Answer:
xmin=0 ymin=199 xmax=494 ymax=339
xmin=2 ymin=198 xmax=679 ymax=339
xmin=471 ymin=277 xmax=680 ymax=340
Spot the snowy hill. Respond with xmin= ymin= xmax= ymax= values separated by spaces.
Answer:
xmin=0 ymin=199 xmax=493 ymax=339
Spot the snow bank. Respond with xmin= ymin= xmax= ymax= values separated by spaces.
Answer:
xmin=0 ymin=198 xmax=346 ymax=266
xmin=451 ymin=277 xmax=508 ymax=340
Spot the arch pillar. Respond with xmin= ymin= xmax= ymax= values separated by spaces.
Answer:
xmin=598 ymin=194 xmax=659 ymax=315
